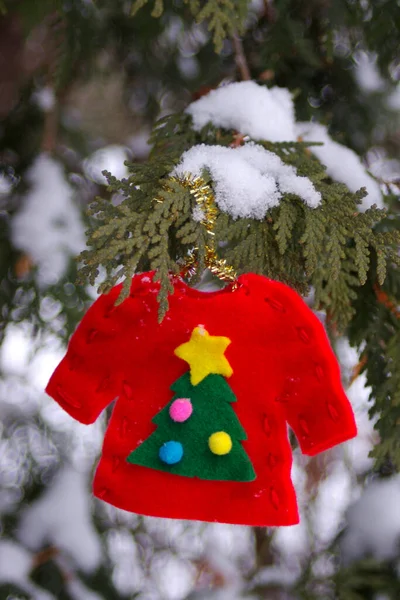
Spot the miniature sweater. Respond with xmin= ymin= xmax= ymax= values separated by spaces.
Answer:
xmin=45 ymin=272 xmax=357 ymax=526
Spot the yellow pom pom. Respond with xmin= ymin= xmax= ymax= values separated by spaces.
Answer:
xmin=208 ymin=431 xmax=232 ymax=455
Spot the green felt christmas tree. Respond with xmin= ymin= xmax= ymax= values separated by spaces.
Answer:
xmin=126 ymin=371 xmax=255 ymax=482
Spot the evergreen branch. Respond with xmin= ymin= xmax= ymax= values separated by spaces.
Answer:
xmin=149 ymin=113 xmax=196 ymax=160
xmin=79 ymin=110 xmax=399 ymax=336
xmin=51 ymin=0 xmax=99 ymax=92
xmin=191 ymin=0 xmax=250 ymax=53
xmin=374 ymin=283 xmax=400 ymax=320
xmin=347 ymin=265 xmax=400 ymax=472
xmin=335 ymin=558 xmax=400 ymax=599
xmin=273 ymin=198 xmax=299 ymax=255
xmin=130 ymin=0 xmax=163 ymax=17
xmin=354 ymin=231 xmax=370 ymax=285
xmin=128 ymin=0 xmax=251 ymax=52
xmin=314 ymin=261 xmax=359 ymax=331
xmin=300 ymin=208 xmax=326 ymax=275
xmin=78 ymin=165 xmax=207 ymax=320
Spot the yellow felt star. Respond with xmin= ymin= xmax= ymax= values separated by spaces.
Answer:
xmin=174 ymin=326 xmax=233 ymax=386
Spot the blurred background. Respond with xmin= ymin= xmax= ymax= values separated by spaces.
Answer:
xmin=1 ymin=1 xmax=400 ymax=599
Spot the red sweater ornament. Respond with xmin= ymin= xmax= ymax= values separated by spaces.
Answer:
xmin=46 ymin=272 xmax=357 ymax=526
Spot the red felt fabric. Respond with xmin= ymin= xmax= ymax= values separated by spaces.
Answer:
xmin=45 ymin=272 xmax=357 ymax=526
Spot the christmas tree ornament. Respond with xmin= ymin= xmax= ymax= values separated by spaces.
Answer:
xmin=169 ymin=398 xmax=192 ymax=422
xmin=46 ymin=271 xmax=357 ymax=526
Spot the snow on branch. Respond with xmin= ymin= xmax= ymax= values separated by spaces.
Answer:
xmin=340 ymin=474 xmax=400 ymax=563
xmin=296 ymin=122 xmax=383 ymax=210
xmin=186 ymin=81 xmax=297 ymax=142
xmin=17 ymin=467 xmax=102 ymax=573
xmin=0 ymin=540 xmax=54 ymax=600
xmin=81 ymin=81 xmax=398 ymax=325
xmin=11 ymin=154 xmax=86 ymax=286
xmin=173 ymin=143 xmax=321 ymax=219
xmin=186 ymin=81 xmax=383 ymax=212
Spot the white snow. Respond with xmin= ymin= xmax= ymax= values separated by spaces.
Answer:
xmin=204 ymin=523 xmax=254 ymax=566
xmin=151 ymin=553 xmax=196 ymax=600
xmin=186 ymin=81 xmax=296 ymax=142
xmin=273 ymin=459 xmax=310 ymax=565
xmin=0 ymin=540 xmax=54 ymax=600
xmin=160 ymin=15 xmax=183 ymax=46
xmin=353 ymin=51 xmax=385 ymax=93
xmin=335 ymin=338 xmax=376 ymax=478
xmin=41 ymin=394 xmax=105 ymax=469
xmin=387 ymin=84 xmax=400 ymax=110
xmin=83 ymin=144 xmax=130 ymax=184
xmin=173 ymin=143 xmax=321 ymax=219
xmin=0 ymin=172 xmax=13 ymax=195
xmin=0 ymin=323 xmax=105 ymax=474
xmin=192 ymin=205 xmax=206 ymax=222
xmin=340 ymin=474 xmax=400 ymax=563
xmin=177 ymin=55 xmax=200 ymax=79
xmin=0 ymin=540 xmax=34 ymax=584
xmin=368 ymin=149 xmax=400 ymax=195
xmin=194 ymin=590 xmax=256 ymax=600
xmin=345 ymin=373 xmax=376 ymax=474
xmin=128 ymin=129 xmax=152 ymax=159
xmin=106 ymin=528 xmax=144 ymax=595
xmin=0 ymin=323 xmax=33 ymax=376
xmin=252 ymin=565 xmax=299 ymax=587
xmin=370 ymin=157 xmax=400 ymax=182
xmin=295 ymin=122 xmax=383 ymax=210
xmin=17 ymin=466 xmax=102 ymax=573
xmin=184 ymin=81 xmax=383 ymax=212
xmin=11 ymin=154 xmax=86 ymax=286
xmin=0 ymin=538 xmax=101 ymax=600
xmin=33 ymin=86 xmax=56 ymax=112
xmin=312 ymin=462 xmax=353 ymax=546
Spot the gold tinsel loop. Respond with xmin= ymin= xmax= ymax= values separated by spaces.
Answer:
xmin=162 ymin=173 xmax=237 ymax=285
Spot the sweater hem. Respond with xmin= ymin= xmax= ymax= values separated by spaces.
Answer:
xmin=93 ymin=486 xmax=300 ymax=527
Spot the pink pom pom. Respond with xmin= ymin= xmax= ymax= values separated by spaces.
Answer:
xmin=169 ymin=398 xmax=193 ymax=422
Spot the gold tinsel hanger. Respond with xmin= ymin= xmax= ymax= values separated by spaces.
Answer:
xmin=165 ymin=173 xmax=237 ymax=285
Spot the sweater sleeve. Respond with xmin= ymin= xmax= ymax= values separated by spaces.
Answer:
xmin=46 ymin=284 xmax=126 ymax=425
xmin=271 ymin=283 xmax=357 ymax=456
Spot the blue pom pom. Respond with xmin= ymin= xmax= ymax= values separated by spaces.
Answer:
xmin=159 ymin=441 xmax=183 ymax=465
